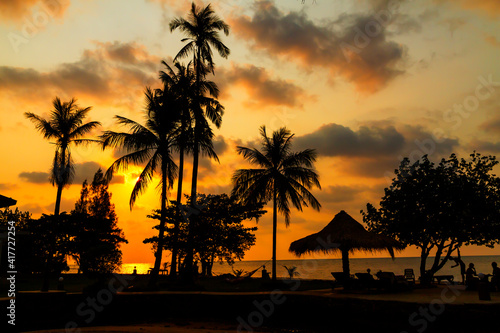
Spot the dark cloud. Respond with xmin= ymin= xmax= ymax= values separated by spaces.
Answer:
xmin=230 ymin=1 xmax=408 ymax=92
xmin=74 ymin=161 xmax=125 ymax=185
xmin=0 ymin=41 xmax=161 ymax=102
xmin=19 ymin=171 xmax=50 ymax=184
xmin=398 ymin=124 xmax=459 ymax=156
xmin=216 ymin=64 xmax=311 ymax=108
xmin=73 ymin=161 xmax=103 ymax=184
xmin=19 ymin=161 xmax=124 ymax=185
xmin=294 ymin=123 xmax=405 ymax=157
xmin=468 ymin=140 xmax=500 ymax=154
xmin=314 ymin=185 xmax=369 ymax=204
xmin=338 ymin=156 xmax=402 ymax=179
xmin=294 ymin=122 xmax=458 ymax=161
xmin=213 ymin=136 xmax=229 ymax=156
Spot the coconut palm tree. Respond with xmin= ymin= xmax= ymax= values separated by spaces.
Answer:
xmin=101 ymin=87 xmax=178 ymax=287
xmin=25 ymin=97 xmax=100 ymax=216
xmin=170 ymin=3 xmax=229 ymax=276
xmin=169 ymin=2 xmax=229 ymax=205
xmin=158 ymin=60 xmax=221 ymax=276
xmin=232 ymin=126 xmax=322 ymax=281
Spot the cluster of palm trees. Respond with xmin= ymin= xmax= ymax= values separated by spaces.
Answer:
xmin=25 ymin=2 xmax=322 ymax=284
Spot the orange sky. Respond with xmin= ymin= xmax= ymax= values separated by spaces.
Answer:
xmin=1 ymin=0 xmax=500 ymax=264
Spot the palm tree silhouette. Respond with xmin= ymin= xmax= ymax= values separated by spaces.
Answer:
xmin=25 ymin=97 xmax=100 ymax=216
xmin=170 ymin=3 xmax=229 ymax=275
xmin=232 ymin=126 xmax=321 ymax=281
xmin=158 ymin=60 xmax=220 ymax=276
xmin=169 ymin=2 xmax=229 ymax=205
xmin=101 ymin=87 xmax=178 ymax=287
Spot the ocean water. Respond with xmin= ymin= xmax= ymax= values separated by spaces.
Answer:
xmin=107 ymin=255 xmax=500 ymax=281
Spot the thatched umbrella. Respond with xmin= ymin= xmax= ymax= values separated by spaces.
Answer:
xmin=289 ymin=210 xmax=403 ymax=276
xmin=0 ymin=194 xmax=16 ymax=208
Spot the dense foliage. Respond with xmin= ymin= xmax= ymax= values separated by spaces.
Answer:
xmin=144 ymin=193 xmax=265 ymax=276
xmin=71 ymin=169 xmax=127 ymax=275
xmin=362 ymin=152 xmax=500 ymax=282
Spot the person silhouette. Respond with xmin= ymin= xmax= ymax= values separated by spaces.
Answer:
xmin=491 ymin=262 xmax=500 ymax=291
xmin=133 ymin=266 xmax=137 ymax=275
xmin=262 ymin=265 xmax=270 ymax=280
xmin=466 ymin=263 xmax=478 ymax=290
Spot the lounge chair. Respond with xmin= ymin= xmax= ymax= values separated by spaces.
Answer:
xmin=433 ymin=275 xmax=454 ymax=285
xmin=376 ymin=271 xmax=411 ymax=291
xmin=331 ymin=272 xmax=358 ymax=290
xmin=404 ymin=269 xmax=415 ymax=284
xmin=355 ymin=272 xmax=378 ymax=289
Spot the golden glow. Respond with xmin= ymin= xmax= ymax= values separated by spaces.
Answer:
xmin=1 ymin=0 xmax=499 ymax=264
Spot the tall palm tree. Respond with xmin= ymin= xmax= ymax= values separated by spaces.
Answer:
xmin=232 ymin=126 xmax=322 ymax=281
xmin=158 ymin=61 xmax=221 ymax=276
xmin=101 ymin=87 xmax=178 ymax=287
xmin=169 ymin=2 xmax=229 ymax=205
xmin=170 ymin=3 xmax=229 ymax=276
xmin=159 ymin=61 xmax=194 ymax=276
xmin=25 ymin=97 xmax=100 ymax=216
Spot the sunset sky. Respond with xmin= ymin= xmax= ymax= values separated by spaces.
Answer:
xmin=1 ymin=0 xmax=500 ymax=264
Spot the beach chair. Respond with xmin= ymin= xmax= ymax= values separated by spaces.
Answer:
xmin=331 ymin=272 xmax=358 ymax=290
xmin=355 ymin=272 xmax=378 ymax=289
xmin=404 ymin=269 xmax=415 ymax=284
xmin=376 ymin=272 xmax=411 ymax=291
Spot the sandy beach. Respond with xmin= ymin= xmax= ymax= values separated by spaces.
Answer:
xmin=16 ymin=284 xmax=500 ymax=333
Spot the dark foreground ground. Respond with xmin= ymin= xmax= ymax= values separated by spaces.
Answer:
xmin=2 ymin=274 xmax=499 ymax=333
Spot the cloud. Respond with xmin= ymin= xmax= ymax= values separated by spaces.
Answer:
xmin=294 ymin=122 xmax=459 ymax=161
xmin=0 ymin=183 xmax=18 ymax=191
xmin=216 ymin=63 xmax=312 ymax=108
xmin=213 ymin=135 xmax=229 ymax=156
xmin=294 ymin=123 xmax=405 ymax=157
xmin=468 ymin=140 xmax=500 ymax=154
xmin=0 ymin=0 xmax=70 ymax=24
xmin=19 ymin=161 xmax=124 ymax=185
xmin=437 ymin=0 xmax=500 ymax=19
xmin=0 ymin=41 xmax=161 ymax=103
xmin=17 ymin=203 xmax=45 ymax=215
xmin=314 ymin=185 xmax=370 ymax=204
xmin=230 ymin=1 xmax=408 ymax=93
xmin=337 ymin=156 xmax=402 ymax=179
xmin=19 ymin=171 xmax=50 ymax=184
xmin=480 ymin=116 xmax=500 ymax=133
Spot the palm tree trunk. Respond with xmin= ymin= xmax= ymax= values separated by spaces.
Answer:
xmin=45 ymin=147 xmax=66 ymax=291
xmin=148 ymin=160 xmax=168 ymax=288
xmin=170 ymin=146 xmax=185 ymax=277
xmin=272 ymin=185 xmax=277 ymax=281
xmin=341 ymin=248 xmax=350 ymax=277
xmin=54 ymin=184 xmax=63 ymax=216
xmin=54 ymin=147 xmax=66 ymax=216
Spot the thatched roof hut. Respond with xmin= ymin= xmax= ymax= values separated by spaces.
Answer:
xmin=0 ymin=194 xmax=16 ymax=208
xmin=289 ymin=210 xmax=404 ymax=275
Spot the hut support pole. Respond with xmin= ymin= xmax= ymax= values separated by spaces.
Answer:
xmin=341 ymin=248 xmax=350 ymax=277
